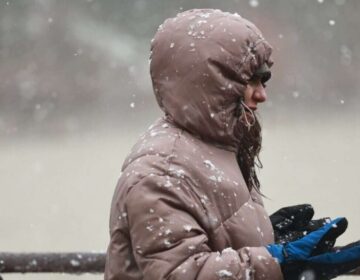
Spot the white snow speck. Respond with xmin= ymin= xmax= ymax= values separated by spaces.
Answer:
xmin=340 ymin=99 xmax=345 ymax=104
xmin=164 ymin=239 xmax=171 ymax=247
xmin=70 ymin=259 xmax=80 ymax=267
xmin=293 ymin=91 xmax=300 ymax=98
xmin=170 ymin=42 xmax=175 ymax=48
xmin=209 ymin=175 xmax=217 ymax=182
xmin=130 ymin=102 xmax=135 ymax=108
xmin=318 ymin=0 xmax=324 ymax=3
xmin=329 ymin=20 xmax=336 ymax=26
xmin=149 ymin=208 xmax=155 ymax=213
xmin=340 ymin=45 xmax=352 ymax=66
xmin=170 ymin=168 xmax=185 ymax=178
xmin=203 ymin=160 xmax=216 ymax=170
xmin=199 ymin=12 xmax=211 ymax=18
xmin=164 ymin=180 xmax=173 ymax=188
xmin=150 ymin=130 xmax=166 ymax=137
xmin=244 ymin=202 xmax=255 ymax=210
xmin=209 ymin=175 xmax=222 ymax=183
xmin=257 ymin=255 xmax=266 ymax=261
xmin=183 ymin=224 xmax=192 ymax=232
xmin=136 ymin=248 xmax=143 ymax=255
xmin=249 ymin=0 xmax=259 ymax=7
xmin=217 ymin=269 xmax=233 ymax=277
xmin=222 ymin=247 xmax=237 ymax=254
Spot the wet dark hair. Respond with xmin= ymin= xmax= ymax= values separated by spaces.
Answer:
xmin=234 ymin=105 xmax=263 ymax=193
xmin=233 ymin=63 xmax=270 ymax=193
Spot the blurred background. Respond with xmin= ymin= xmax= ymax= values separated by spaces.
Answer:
xmin=0 ymin=0 xmax=359 ymax=279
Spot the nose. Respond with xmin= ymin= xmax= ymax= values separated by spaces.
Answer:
xmin=253 ymin=84 xmax=267 ymax=103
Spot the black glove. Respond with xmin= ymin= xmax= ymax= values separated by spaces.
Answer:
xmin=270 ymin=204 xmax=329 ymax=244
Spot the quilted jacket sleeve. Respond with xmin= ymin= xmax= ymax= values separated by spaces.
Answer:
xmin=125 ymin=175 xmax=283 ymax=280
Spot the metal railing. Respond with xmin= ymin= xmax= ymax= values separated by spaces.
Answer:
xmin=0 ymin=252 xmax=105 ymax=278
xmin=0 ymin=252 xmax=359 ymax=278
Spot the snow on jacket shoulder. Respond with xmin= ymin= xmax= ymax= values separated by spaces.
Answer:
xmin=105 ymin=8 xmax=282 ymax=280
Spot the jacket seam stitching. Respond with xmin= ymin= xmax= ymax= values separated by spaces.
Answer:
xmin=212 ymin=195 xmax=252 ymax=233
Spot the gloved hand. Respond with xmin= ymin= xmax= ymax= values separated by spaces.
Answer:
xmin=267 ymin=217 xmax=360 ymax=279
xmin=270 ymin=204 xmax=329 ymax=244
xmin=296 ymin=241 xmax=360 ymax=280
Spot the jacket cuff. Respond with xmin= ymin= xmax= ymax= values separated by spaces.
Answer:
xmin=238 ymin=247 xmax=284 ymax=280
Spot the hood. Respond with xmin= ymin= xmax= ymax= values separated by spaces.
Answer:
xmin=150 ymin=9 xmax=273 ymax=152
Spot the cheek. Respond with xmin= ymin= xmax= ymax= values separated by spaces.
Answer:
xmin=243 ymin=87 xmax=253 ymax=105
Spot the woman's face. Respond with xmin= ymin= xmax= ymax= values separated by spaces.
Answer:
xmin=243 ymin=76 xmax=267 ymax=111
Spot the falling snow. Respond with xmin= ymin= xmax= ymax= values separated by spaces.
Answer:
xmin=249 ymin=0 xmax=259 ymax=8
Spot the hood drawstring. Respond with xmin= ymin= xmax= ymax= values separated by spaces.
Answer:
xmin=240 ymin=100 xmax=256 ymax=129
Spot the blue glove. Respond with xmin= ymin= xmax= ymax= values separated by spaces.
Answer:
xmin=292 ymin=240 xmax=360 ymax=279
xmin=266 ymin=217 xmax=360 ymax=279
xmin=267 ymin=217 xmax=348 ymax=264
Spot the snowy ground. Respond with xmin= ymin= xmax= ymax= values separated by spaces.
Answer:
xmin=1 ymin=113 xmax=359 ymax=279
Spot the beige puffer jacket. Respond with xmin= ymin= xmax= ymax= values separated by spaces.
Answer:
xmin=105 ymin=9 xmax=283 ymax=280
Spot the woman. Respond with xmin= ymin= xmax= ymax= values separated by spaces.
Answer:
xmin=105 ymin=9 xmax=360 ymax=280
